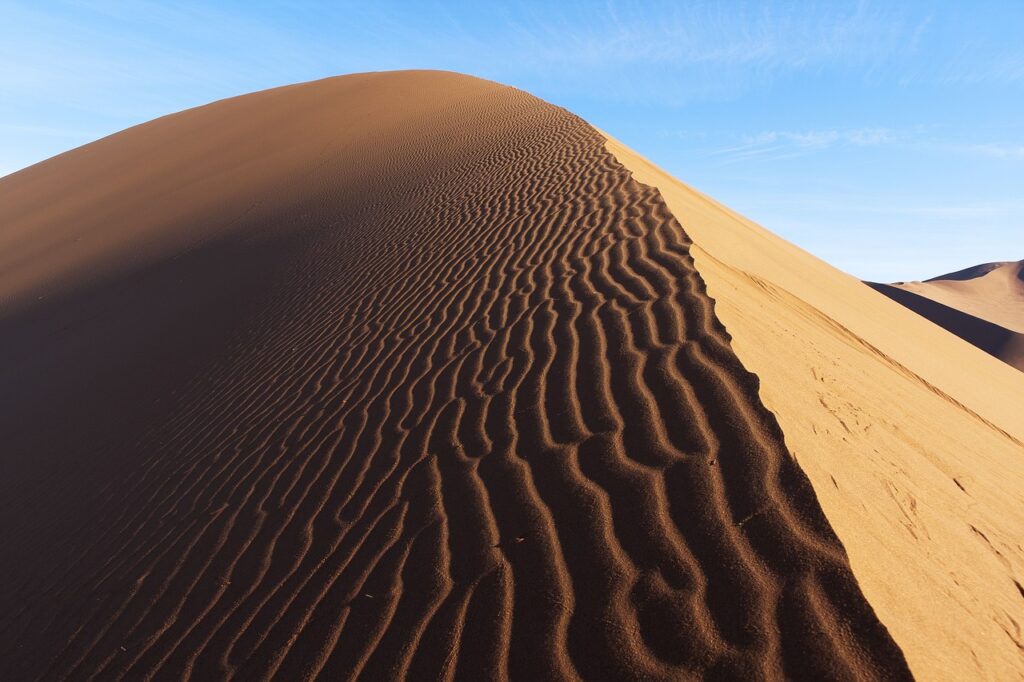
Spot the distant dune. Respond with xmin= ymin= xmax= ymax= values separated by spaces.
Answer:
xmin=896 ymin=260 xmax=1024 ymax=332
xmin=867 ymin=261 xmax=1024 ymax=371
xmin=1 ymin=72 xmax=1021 ymax=681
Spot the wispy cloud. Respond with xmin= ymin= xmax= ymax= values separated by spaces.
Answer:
xmin=941 ymin=45 xmax=1024 ymax=85
xmin=674 ymin=126 xmax=1024 ymax=166
xmin=477 ymin=1 xmax=937 ymax=104
xmin=743 ymin=128 xmax=897 ymax=149
xmin=509 ymin=1 xmax=919 ymax=68
xmin=934 ymin=142 xmax=1024 ymax=159
xmin=677 ymin=127 xmax=902 ymax=164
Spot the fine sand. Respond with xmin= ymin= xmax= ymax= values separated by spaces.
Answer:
xmin=867 ymin=261 xmax=1024 ymax=371
xmin=0 ymin=71 xmax=1018 ymax=681
xmin=604 ymin=137 xmax=1024 ymax=681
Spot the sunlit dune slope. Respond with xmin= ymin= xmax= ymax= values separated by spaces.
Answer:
xmin=0 ymin=71 xmax=911 ymax=680
xmin=604 ymin=135 xmax=1024 ymax=681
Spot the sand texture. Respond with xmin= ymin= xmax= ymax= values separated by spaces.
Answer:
xmin=868 ymin=261 xmax=1024 ymax=371
xmin=0 ymin=72 xmax=911 ymax=680
xmin=604 ymin=136 xmax=1024 ymax=681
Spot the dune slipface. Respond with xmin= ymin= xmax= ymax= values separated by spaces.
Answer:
xmin=0 ymin=72 xmax=909 ymax=680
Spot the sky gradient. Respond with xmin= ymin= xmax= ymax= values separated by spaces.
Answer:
xmin=2 ymin=0 xmax=1021 ymax=281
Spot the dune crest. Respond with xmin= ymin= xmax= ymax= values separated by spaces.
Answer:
xmin=0 ymin=72 xmax=910 ymax=680
xmin=603 ymin=136 xmax=1024 ymax=681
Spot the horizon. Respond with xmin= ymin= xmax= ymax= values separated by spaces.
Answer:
xmin=2 ymin=0 xmax=1021 ymax=281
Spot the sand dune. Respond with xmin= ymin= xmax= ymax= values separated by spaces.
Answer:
xmin=0 ymin=72 xmax=913 ymax=680
xmin=604 ymin=138 xmax=1024 ymax=681
xmin=0 ymin=71 xmax=1017 ymax=680
xmin=866 ymin=261 xmax=1024 ymax=371
xmin=894 ymin=260 xmax=1024 ymax=333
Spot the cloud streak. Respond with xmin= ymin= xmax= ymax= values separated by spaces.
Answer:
xmin=937 ymin=143 xmax=1024 ymax=160
xmin=679 ymin=127 xmax=902 ymax=164
xmin=679 ymin=126 xmax=1024 ymax=166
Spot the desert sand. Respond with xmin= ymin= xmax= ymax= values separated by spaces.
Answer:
xmin=0 ymin=71 xmax=1019 ymax=680
xmin=867 ymin=261 xmax=1024 ymax=371
xmin=605 ymin=137 xmax=1024 ymax=680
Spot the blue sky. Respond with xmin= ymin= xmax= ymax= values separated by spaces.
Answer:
xmin=2 ymin=1 xmax=1021 ymax=281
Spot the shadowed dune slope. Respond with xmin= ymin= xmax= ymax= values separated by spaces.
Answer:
xmin=0 ymin=72 xmax=910 ymax=680
xmin=604 ymin=137 xmax=1024 ymax=681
